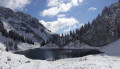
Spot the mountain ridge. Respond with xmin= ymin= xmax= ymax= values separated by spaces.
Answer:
xmin=0 ymin=6 xmax=52 ymax=51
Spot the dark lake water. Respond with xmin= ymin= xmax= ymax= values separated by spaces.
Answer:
xmin=15 ymin=48 xmax=102 ymax=61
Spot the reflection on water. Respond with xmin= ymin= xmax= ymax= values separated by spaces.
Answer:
xmin=15 ymin=48 xmax=102 ymax=61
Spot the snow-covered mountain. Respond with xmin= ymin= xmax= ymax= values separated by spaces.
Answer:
xmin=0 ymin=6 xmax=52 ymax=51
xmin=80 ymin=1 xmax=120 ymax=46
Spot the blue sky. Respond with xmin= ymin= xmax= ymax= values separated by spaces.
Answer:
xmin=0 ymin=0 xmax=118 ymax=34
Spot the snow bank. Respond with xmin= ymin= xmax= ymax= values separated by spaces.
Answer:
xmin=17 ymin=55 xmax=120 ymax=69
xmin=41 ymin=43 xmax=59 ymax=49
xmin=18 ymin=42 xmax=40 ymax=51
xmin=0 ymin=50 xmax=31 ymax=69
xmin=0 ymin=43 xmax=6 ymax=51
xmin=100 ymin=39 xmax=120 ymax=56
xmin=64 ymin=40 xmax=100 ymax=49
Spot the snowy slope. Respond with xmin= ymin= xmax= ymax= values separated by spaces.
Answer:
xmin=100 ymin=39 xmax=120 ymax=56
xmin=0 ymin=32 xmax=13 ymax=51
xmin=0 ymin=6 xmax=52 ymax=51
xmin=0 ymin=16 xmax=51 ymax=42
xmin=41 ymin=43 xmax=59 ymax=49
xmin=0 ymin=6 xmax=52 ymax=41
xmin=0 ymin=43 xmax=6 ymax=51
xmin=17 ymin=42 xmax=40 ymax=51
xmin=64 ymin=40 xmax=100 ymax=49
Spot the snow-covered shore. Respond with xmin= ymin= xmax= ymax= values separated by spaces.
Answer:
xmin=0 ymin=39 xmax=120 ymax=69
xmin=0 ymin=50 xmax=32 ymax=69
xmin=0 ymin=50 xmax=120 ymax=69
xmin=17 ymin=55 xmax=120 ymax=69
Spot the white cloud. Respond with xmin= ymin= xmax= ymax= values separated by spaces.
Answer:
xmin=79 ymin=0 xmax=83 ymax=3
xmin=40 ymin=17 xmax=80 ymax=33
xmin=64 ymin=25 xmax=77 ymax=32
xmin=88 ymin=7 xmax=97 ymax=11
xmin=47 ymin=0 xmax=60 ymax=7
xmin=0 ymin=0 xmax=31 ymax=10
xmin=71 ymin=0 xmax=83 ymax=6
xmin=57 ymin=14 xmax=66 ymax=18
xmin=71 ymin=0 xmax=79 ymax=6
xmin=41 ymin=0 xmax=83 ymax=17
xmin=41 ymin=7 xmax=59 ymax=17
xmin=41 ymin=3 xmax=72 ymax=17
xmin=64 ymin=23 xmax=83 ymax=32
